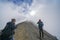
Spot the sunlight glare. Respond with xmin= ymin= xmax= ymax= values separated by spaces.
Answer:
xmin=30 ymin=11 xmax=36 ymax=16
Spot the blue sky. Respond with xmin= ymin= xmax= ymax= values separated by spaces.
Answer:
xmin=1 ymin=0 xmax=33 ymax=6
xmin=0 ymin=0 xmax=60 ymax=40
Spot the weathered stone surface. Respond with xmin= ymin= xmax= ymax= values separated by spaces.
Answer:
xmin=14 ymin=22 xmax=58 ymax=40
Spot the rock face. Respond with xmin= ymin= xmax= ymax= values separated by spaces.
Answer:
xmin=14 ymin=21 xmax=58 ymax=40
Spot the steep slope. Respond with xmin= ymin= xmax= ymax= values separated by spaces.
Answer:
xmin=14 ymin=21 xmax=58 ymax=40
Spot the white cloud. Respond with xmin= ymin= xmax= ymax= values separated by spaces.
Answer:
xmin=0 ymin=2 xmax=27 ymax=30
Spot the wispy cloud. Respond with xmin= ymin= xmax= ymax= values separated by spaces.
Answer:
xmin=1 ymin=0 xmax=33 ymax=6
